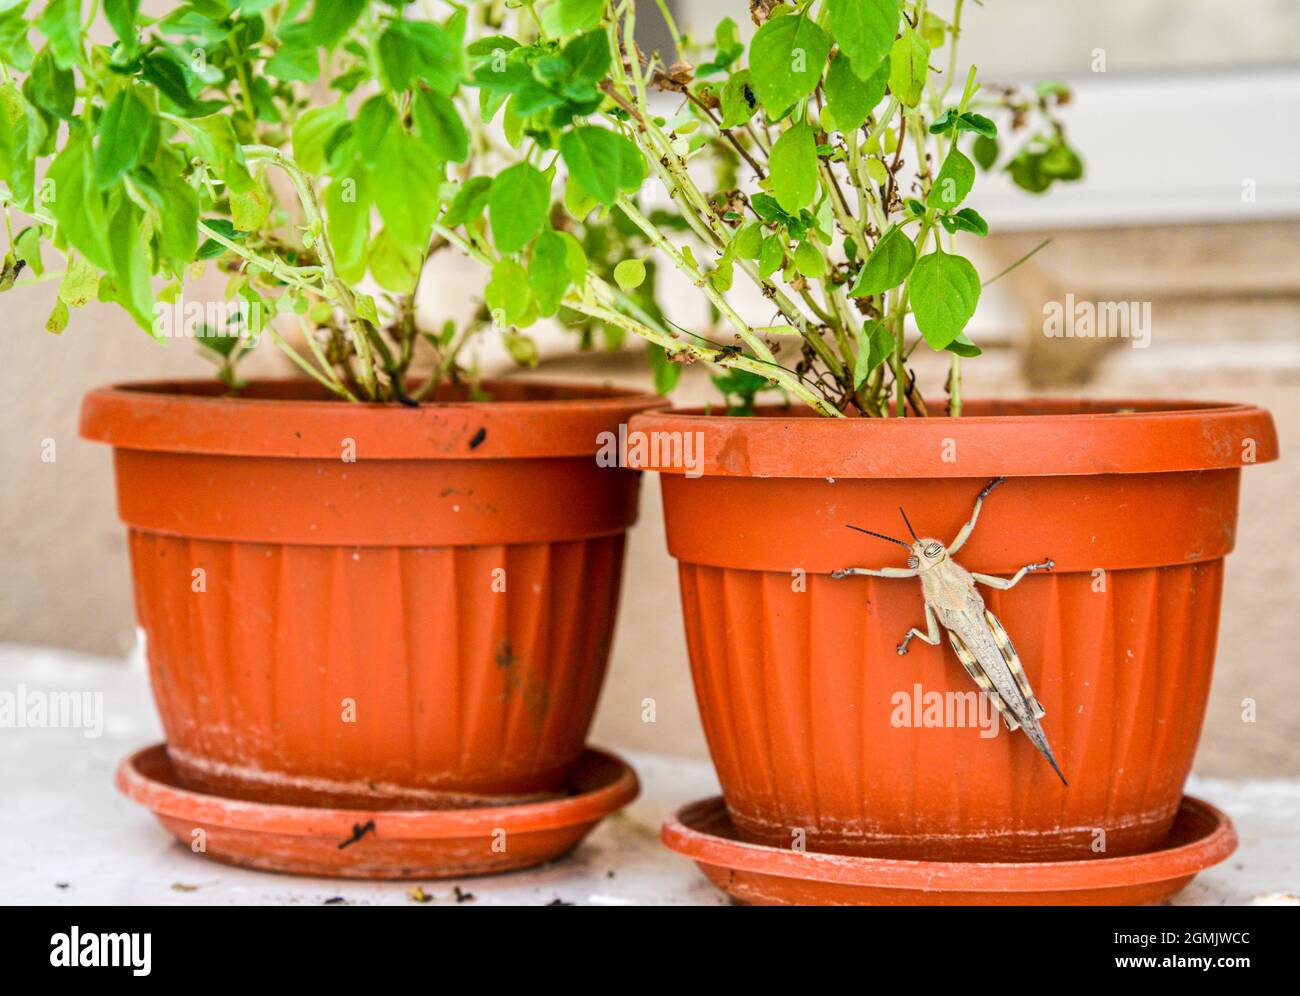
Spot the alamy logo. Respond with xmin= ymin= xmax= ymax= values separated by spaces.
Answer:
xmin=50 ymin=928 xmax=151 ymax=976
xmin=891 ymin=683 xmax=1002 ymax=738
xmin=1042 ymin=294 xmax=1151 ymax=348
xmin=0 ymin=685 xmax=103 ymax=738
xmin=595 ymin=424 xmax=705 ymax=478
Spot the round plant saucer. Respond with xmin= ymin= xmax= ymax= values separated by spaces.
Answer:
xmin=118 ymin=743 xmax=638 ymax=880
xmin=661 ymin=795 xmax=1236 ymax=906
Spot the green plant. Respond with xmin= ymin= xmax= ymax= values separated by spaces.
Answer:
xmin=440 ymin=0 xmax=1083 ymax=417
xmin=0 ymin=1 xmax=1080 ymax=415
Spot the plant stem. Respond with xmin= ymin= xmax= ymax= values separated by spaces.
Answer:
xmin=614 ymin=194 xmax=776 ymax=364
xmin=949 ymin=353 xmax=962 ymax=416
xmin=241 ymin=145 xmax=379 ymax=399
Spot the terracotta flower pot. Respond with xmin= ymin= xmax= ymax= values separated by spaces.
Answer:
xmin=82 ymin=378 xmax=660 ymax=809
xmin=629 ymin=399 xmax=1277 ymax=861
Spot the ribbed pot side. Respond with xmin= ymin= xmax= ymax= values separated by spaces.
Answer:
xmin=82 ymin=379 xmax=660 ymax=809
xmin=630 ymin=399 xmax=1278 ymax=861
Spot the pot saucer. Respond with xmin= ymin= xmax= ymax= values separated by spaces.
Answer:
xmin=118 ymin=743 xmax=638 ymax=880
xmin=661 ymin=795 xmax=1235 ymax=906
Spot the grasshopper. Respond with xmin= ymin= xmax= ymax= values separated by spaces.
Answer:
xmin=831 ymin=477 xmax=1067 ymax=785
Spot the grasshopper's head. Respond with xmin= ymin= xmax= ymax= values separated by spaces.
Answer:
xmin=846 ymin=508 xmax=948 ymax=571
xmin=900 ymin=507 xmax=947 ymax=571
xmin=906 ymin=538 xmax=948 ymax=570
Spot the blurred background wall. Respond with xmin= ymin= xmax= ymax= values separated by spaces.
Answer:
xmin=3 ymin=1 xmax=1298 ymax=776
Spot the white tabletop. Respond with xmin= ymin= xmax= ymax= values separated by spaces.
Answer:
xmin=1 ymin=645 xmax=1296 ymax=906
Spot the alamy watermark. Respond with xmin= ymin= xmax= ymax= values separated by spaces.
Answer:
xmin=152 ymin=294 xmax=265 ymax=343
xmin=1042 ymin=294 xmax=1151 ymax=349
xmin=596 ymin=424 xmax=705 ymax=478
xmin=50 ymin=928 xmax=151 ymax=976
xmin=0 ymin=684 xmax=103 ymax=738
xmin=891 ymin=683 xmax=1001 ymax=738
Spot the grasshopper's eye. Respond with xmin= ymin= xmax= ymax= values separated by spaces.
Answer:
xmin=907 ymin=555 xmax=920 ymax=569
xmin=924 ymin=542 xmax=942 ymax=558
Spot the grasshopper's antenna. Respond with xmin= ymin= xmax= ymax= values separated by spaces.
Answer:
xmin=899 ymin=507 xmax=920 ymax=544
xmin=846 ymin=524 xmax=911 ymax=551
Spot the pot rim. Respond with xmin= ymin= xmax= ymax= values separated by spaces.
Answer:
xmin=627 ymin=397 xmax=1278 ymax=477
xmin=80 ymin=377 xmax=665 ymax=460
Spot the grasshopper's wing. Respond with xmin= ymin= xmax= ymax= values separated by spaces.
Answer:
xmin=947 ymin=630 xmax=1024 ymax=731
xmin=946 ymin=614 xmax=1045 ymax=732
xmin=983 ymin=610 xmax=1046 ymax=719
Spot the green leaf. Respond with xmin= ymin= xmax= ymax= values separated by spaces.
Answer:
xmin=265 ymin=31 xmax=321 ymax=83
xmin=377 ymin=19 xmax=462 ymax=95
xmin=529 ymin=230 xmax=571 ymax=317
xmin=152 ymin=168 xmax=199 ymax=265
xmin=230 ymin=180 xmax=271 ymax=232
xmin=614 ymin=258 xmax=646 ymax=291
xmin=196 ymin=217 xmax=242 ymax=261
xmin=957 ymin=111 xmax=997 ymax=138
xmin=187 ymin=114 xmax=254 ymax=193
xmin=292 ymin=102 xmax=347 ymax=174
xmin=488 ymin=162 xmax=550 ymax=254
xmin=26 ymin=48 xmax=75 ymax=120
xmin=719 ymin=70 xmax=758 ymax=128
xmin=559 ymin=230 xmax=588 ymax=284
xmin=697 ymin=17 xmax=743 ymax=77
xmin=758 ymin=233 xmax=784 ymax=278
xmin=45 ymin=297 xmax=69 ymax=334
xmin=1042 ymin=138 xmax=1084 ymax=180
xmin=503 ymin=330 xmax=539 ymax=366
xmin=46 ymin=132 xmax=111 ymax=271
xmin=850 ymin=225 xmax=915 ymax=296
xmin=824 ymin=52 xmax=887 ymax=132
xmin=57 ymin=254 xmax=98 ymax=308
xmin=972 ymin=134 xmax=998 ymax=170
xmin=793 ymin=240 xmax=826 ymax=278
xmin=748 ymin=14 xmax=830 ymax=118
xmin=827 ymin=0 xmax=900 ymax=80
xmin=927 ymin=147 xmax=974 ymax=210
xmin=94 ymin=89 xmax=151 ymax=190
xmin=354 ymin=292 xmax=379 ymax=325
xmin=945 ymin=331 xmax=982 ymax=357
xmin=734 ymin=222 xmax=763 ymax=260
xmin=909 ymin=249 xmax=981 ymax=349
xmin=325 ymin=173 xmax=370 ymax=284
xmin=369 ymin=226 xmax=422 ymax=292
xmin=647 ymin=343 xmax=682 ymax=395
xmin=940 ymin=207 xmax=988 ymax=237
xmin=105 ymin=201 xmax=154 ymax=333
xmin=485 ymin=257 xmax=534 ymax=326
xmin=373 ymin=127 xmax=441 ymax=245
xmin=413 ymin=89 xmax=469 ymax=163
xmin=560 ymin=126 xmax=643 ymax=207
xmin=854 ymin=319 xmax=893 ymax=388
xmin=561 ymin=30 xmax=610 ymax=85
xmin=13 ymin=225 xmax=42 ymax=277
xmin=304 ymin=0 xmax=366 ymax=49
xmin=888 ymin=24 xmax=929 ymax=108
xmin=103 ymin=0 xmax=140 ymax=49
xmin=768 ymin=120 xmax=818 ymax=213
xmin=442 ymin=176 xmax=492 ymax=227
xmin=140 ymin=52 xmax=204 ymax=115
xmin=556 ymin=0 xmax=606 ymax=33
xmin=37 ymin=0 xmax=81 ymax=70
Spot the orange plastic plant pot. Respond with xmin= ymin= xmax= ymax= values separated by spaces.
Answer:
xmin=82 ymin=379 xmax=662 ymax=808
xmin=629 ymin=399 xmax=1278 ymax=862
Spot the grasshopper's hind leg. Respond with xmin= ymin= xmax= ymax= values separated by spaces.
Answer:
xmin=897 ymin=603 xmax=941 ymax=656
